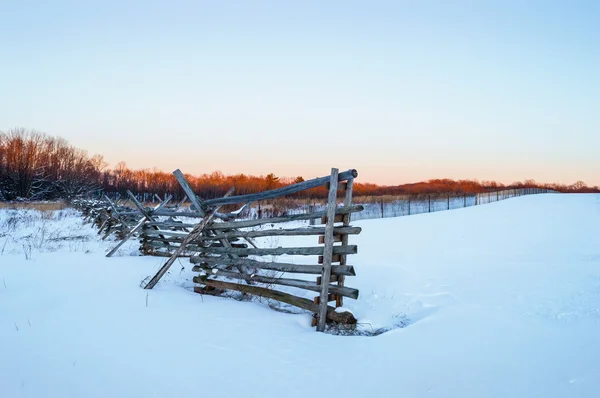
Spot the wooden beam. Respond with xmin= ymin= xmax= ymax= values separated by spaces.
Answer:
xmin=193 ymin=245 xmax=357 ymax=257
xmin=143 ymin=226 xmax=361 ymax=239
xmin=173 ymin=169 xmax=206 ymax=216
xmin=144 ymin=241 xmax=207 ymax=253
xmin=141 ymin=205 xmax=363 ymax=227
xmin=207 ymin=205 xmax=364 ymax=230
xmin=201 ymin=169 xmax=358 ymax=207
xmin=337 ymin=177 xmax=354 ymax=307
xmin=143 ymin=237 xmax=247 ymax=247
xmin=317 ymin=168 xmax=339 ymax=332
xmin=192 ymin=272 xmax=358 ymax=299
xmin=190 ymin=256 xmax=356 ymax=276
xmin=145 ymin=251 xmax=192 ymax=258
xmin=194 ymin=279 xmax=357 ymax=324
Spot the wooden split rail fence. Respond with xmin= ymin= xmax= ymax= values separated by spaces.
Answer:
xmin=74 ymin=168 xmax=364 ymax=332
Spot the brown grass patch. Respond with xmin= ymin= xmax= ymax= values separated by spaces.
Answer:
xmin=0 ymin=201 xmax=69 ymax=211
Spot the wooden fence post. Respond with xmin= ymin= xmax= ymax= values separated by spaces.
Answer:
xmin=317 ymin=168 xmax=339 ymax=332
xmin=337 ymin=177 xmax=354 ymax=308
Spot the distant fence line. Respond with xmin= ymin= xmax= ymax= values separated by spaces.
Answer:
xmin=98 ymin=187 xmax=557 ymax=223
xmin=350 ymin=187 xmax=556 ymax=221
xmin=283 ymin=188 xmax=555 ymax=224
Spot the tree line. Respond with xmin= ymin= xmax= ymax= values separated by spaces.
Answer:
xmin=0 ymin=128 xmax=106 ymax=200
xmin=1 ymin=128 xmax=598 ymax=202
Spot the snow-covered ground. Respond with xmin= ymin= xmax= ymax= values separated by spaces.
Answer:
xmin=2 ymin=194 xmax=600 ymax=397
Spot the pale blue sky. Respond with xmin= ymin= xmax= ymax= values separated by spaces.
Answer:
xmin=1 ymin=0 xmax=598 ymax=185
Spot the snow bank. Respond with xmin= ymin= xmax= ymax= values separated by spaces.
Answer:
xmin=0 ymin=208 xmax=102 ymax=257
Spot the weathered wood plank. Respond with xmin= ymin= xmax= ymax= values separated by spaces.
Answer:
xmin=142 ymin=228 xmax=190 ymax=238
xmin=148 ymin=241 xmax=356 ymax=257
xmin=201 ymin=169 xmax=358 ymax=207
xmin=112 ymin=210 xmax=143 ymax=216
xmin=144 ymin=241 xmax=203 ymax=249
xmin=190 ymin=256 xmax=356 ymax=276
xmin=143 ymin=237 xmax=247 ymax=248
xmin=317 ymin=168 xmax=338 ymax=332
xmin=194 ymin=279 xmax=357 ymax=324
xmin=143 ymin=226 xmax=361 ymax=239
xmin=192 ymin=271 xmax=358 ymax=299
xmin=142 ymin=205 xmax=363 ymax=228
xmin=144 ymin=221 xmax=203 ymax=228
xmin=173 ymin=169 xmax=206 ymax=217
xmin=144 ymin=240 xmax=246 ymax=255
xmin=337 ymin=177 xmax=354 ymax=307
xmin=193 ymin=245 xmax=357 ymax=256
xmin=207 ymin=205 xmax=364 ymax=230
xmin=116 ymin=210 xmax=202 ymax=217
xmin=145 ymin=250 xmax=192 ymax=258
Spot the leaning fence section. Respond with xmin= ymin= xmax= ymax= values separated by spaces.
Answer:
xmin=74 ymin=168 xmax=364 ymax=332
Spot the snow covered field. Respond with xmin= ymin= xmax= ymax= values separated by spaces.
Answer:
xmin=2 ymin=194 xmax=600 ymax=397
